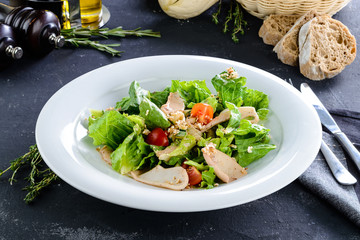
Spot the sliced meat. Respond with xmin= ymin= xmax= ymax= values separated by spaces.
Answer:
xmin=187 ymin=125 xmax=202 ymax=141
xmin=238 ymin=106 xmax=259 ymax=124
xmin=200 ymin=106 xmax=260 ymax=133
xmin=130 ymin=165 xmax=189 ymax=190
xmin=97 ymin=145 xmax=113 ymax=166
xmin=161 ymin=92 xmax=185 ymax=115
xmin=201 ymin=109 xmax=231 ymax=133
xmin=155 ymin=144 xmax=178 ymax=161
xmin=202 ymin=143 xmax=247 ymax=183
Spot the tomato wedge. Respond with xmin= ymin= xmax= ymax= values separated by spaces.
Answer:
xmin=145 ymin=128 xmax=169 ymax=146
xmin=182 ymin=163 xmax=202 ymax=186
xmin=190 ymin=103 xmax=214 ymax=125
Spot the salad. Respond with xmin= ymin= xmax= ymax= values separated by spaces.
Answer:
xmin=86 ymin=67 xmax=276 ymax=190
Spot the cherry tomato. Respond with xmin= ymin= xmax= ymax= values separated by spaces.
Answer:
xmin=190 ymin=103 xmax=214 ymax=125
xmin=145 ymin=128 xmax=169 ymax=146
xmin=186 ymin=166 xmax=202 ymax=186
xmin=182 ymin=163 xmax=202 ymax=186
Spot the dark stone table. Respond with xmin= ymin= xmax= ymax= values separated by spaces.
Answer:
xmin=1 ymin=0 xmax=360 ymax=239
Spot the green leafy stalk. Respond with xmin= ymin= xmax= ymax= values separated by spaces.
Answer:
xmin=64 ymin=38 xmax=123 ymax=57
xmin=231 ymin=2 xmax=248 ymax=43
xmin=211 ymin=0 xmax=248 ymax=43
xmin=212 ymin=0 xmax=222 ymax=24
xmin=23 ymin=170 xmax=58 ymax=204
xmin=0 ymin=144 xmax=59 ymax=203
xmin=223 ymin=0 xmax=233 ymax=34
xmin=61 ymin=27 xmax=161 ymax=39
xmin=60 ymin=26 xmax=161 ymax=56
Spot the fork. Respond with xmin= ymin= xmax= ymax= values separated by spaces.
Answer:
xmin=285 ymin=79 xmax=357 ymax=185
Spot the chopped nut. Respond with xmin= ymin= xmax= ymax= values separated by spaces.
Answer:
xmin=142 ymin=129 xmax=151 ymax=135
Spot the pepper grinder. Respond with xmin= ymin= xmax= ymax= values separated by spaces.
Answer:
xmin=0 ymin=22 xmax=23 ymax=68
xmin=0 ymin=3 xmax=64 ymax=56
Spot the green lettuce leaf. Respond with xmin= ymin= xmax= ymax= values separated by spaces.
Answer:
xmin=150 ymin=87 xmax=170 ymax=108
xmin=235 ymin=143 xmax=276 ymax=167
xmin=200 ymin=167 xmax=216 ymax=189
xmin=88 ymin=109 xmax=104 ymax=127
xmin=215 ymin=125 xmax=235 ymax=156
xmin=211 ymin=70 xmax=269 ymax=120
xmin=170 ymin=80 xmax=212 ymax=105
xmin=111 ymin=125 xmax=152 ymax=174
xmin=225 ymin=102 xmax=242 ymax=133
xmin=126 ymin=114 xmax=146 ymax=129
xmin=88 ymin=110 xmax=135 ymax=150
xmin=211 ymin=72 xmax=247 ymax=107
xmin=232 ymin=120 xmax=275 ymax=166
xmin=116 ymin=81 xmax=150 ymax=114
xmin=233 ymin=122 xmax=270 ymax=147
xmin=159 ymin=134 xmax=197 ymax=162
xmin=183 ymin=160 xmax=209 ymax=171
xmin=139 ymin=97 xmax=170 ymax=129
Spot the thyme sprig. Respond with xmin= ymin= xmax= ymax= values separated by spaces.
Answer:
xmin=60 ymin=27 xmax=161 ymax=56
xmin=0 ymin=145 xmax=58 ymax=203
xmin=212 ymin=0 xmax=248 ymax=43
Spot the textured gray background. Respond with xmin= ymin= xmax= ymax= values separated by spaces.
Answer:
xmin=1 ymin=0 xmax=360 ymax=239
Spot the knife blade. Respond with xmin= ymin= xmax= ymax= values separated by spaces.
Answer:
xmin=300 ymin=83 xmax=360 ymax=172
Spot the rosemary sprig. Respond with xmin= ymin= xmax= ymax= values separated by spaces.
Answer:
xmin=61 ymin=27 xmax=161 ymax=39
xmin=65 ymin=38 xmax=123 ymax=57
xmin=60 ymin=27 xmax=161 ymax=56
xmin=0 ymin=144 xmax=58 ymax=203
xmin=211 ymin=0 xmax=248 ymax=43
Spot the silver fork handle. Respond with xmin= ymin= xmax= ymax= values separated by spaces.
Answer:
xmin=333 ymin=131 xmax=360 ymax=172
xmin=320 ymin=140 xmax=357 ymax=185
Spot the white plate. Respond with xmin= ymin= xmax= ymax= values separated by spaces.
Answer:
xmin=36 ymin=55 xmax=321 ymax=212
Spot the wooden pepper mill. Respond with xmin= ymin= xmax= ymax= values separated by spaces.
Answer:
xmin=0 ymin=22 xmax=23 ymax=68
xmin=0 ymin=3 xmax=64 ymax=56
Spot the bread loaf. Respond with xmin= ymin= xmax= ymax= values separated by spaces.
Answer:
xmin=298 ymin=15 xmax=356 ymax=80
xmin=259 ymin=14 xmax=299 ymax=46
xmin=274 ymin=11 xmax=320 ymax=66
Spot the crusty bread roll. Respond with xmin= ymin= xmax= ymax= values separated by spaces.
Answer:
xmin=274 ymin=10 xmax=320 ymax=66
xmin=298 ymin=15 xmax=356 ymax=80
xmin=259 ymin=14 xmax=299 ymax=46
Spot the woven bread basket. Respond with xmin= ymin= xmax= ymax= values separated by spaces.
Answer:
xmin=236 ymin=0 xmax=352 ymax=19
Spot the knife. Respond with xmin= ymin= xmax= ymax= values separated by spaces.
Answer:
xmin=300 ymin=83 xmax=360 ymax=173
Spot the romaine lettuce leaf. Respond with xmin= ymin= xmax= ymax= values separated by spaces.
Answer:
xmin=150 ymin=87 xmax=170 ymax=108
xmin=232 ymin=120 xmax=275 ymax=166
xmin=159 ymin=134 xmax=197 ymax=162
xmin=234 ymin=122 xmax=270 ymax=147
xmin=211 ymin=71 xmax=270 ymax=120
xmin=170 ymin=80 xmax=212 ymax=104
xmin=139 ymin=97 xmax=170 ymax=129
xmin=241 ymin=87 xmax=269 ymax=111
xmin=225 ymin=102 xmax=242 ymax=133
xmin=215 ymin=125 xmax=235 ymax=156
xmin=88 ymin=109 xmax=104 ymax=127
xmin=235 ymin=143 xmax=276 ymax=167
xmin=111 ymin=125 xmax=152 ymax=174
xmin=88 ymin=110 xmax=135 ymax=149
xmin=126 ymin=114 xmax=146 ymax=129
xmin=116 ymin=81 xmax=150 ymax=114
xmin=211 ymin=73 xmax=247 ymax=107
xmin=183 ymin=160 xmax=209 ymax=171
xmin=200 ymin=167 xmax=216 ymax=189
